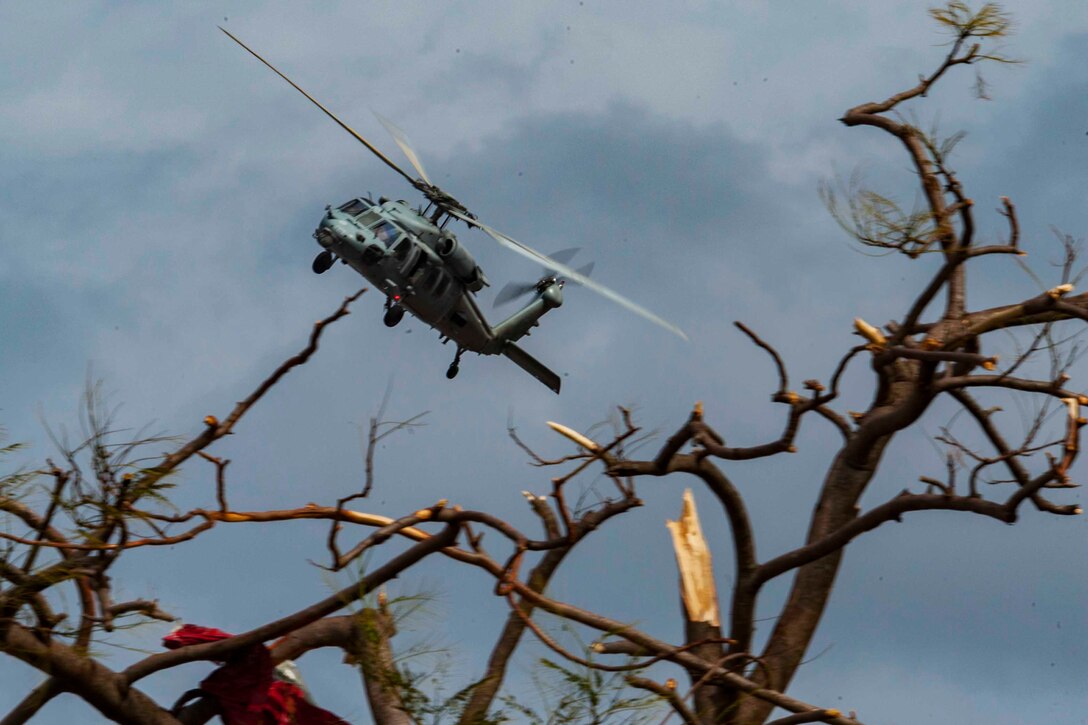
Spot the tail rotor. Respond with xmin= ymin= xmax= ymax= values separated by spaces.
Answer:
xmin=493 ymin=248 xmax=595 ymax=308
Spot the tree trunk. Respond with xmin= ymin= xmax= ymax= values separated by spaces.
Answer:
xmin=669 ymin=489 xmax=729 ymax=723
xmin=355 ymin=607 xmax=413 ymax=725
xmin=2 ymin=623 xmax=180 ymax=724
xmin=736 ymin=436 xmax=895 ymax=724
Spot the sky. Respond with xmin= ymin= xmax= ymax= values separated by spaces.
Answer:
xmin=2 ymin=1 xmax=1088 ymax=723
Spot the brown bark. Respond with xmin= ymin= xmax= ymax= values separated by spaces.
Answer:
xmin=737 ymin=444 xmax=890 ymax=725
xmin=735 ymin=358 xmax=927 ymax=724
xmin=0 ymin=678 xmax=62 ymax=725
xmin=355 ymin=606 xmax=413 ymax=725
xmin=1 ymin=623 xmax=179 ymax=724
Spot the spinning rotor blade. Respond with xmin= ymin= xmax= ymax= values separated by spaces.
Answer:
xmin=572 ymin=261 xmax=595 ymax=279
xmin=373 ymin=112 xmax=433 ymax=187
xmin=543 ymin=247 xmax=582 ymax=277
xmin=494 ymin=252 xmax=595 ymax=308
xmin=493 ymin=281 xmax=539 ymax=308
xmin=446 ymin=209 xmax=688 ymax=341
xmin=545 ymin=247 xmax=581 ymax=268
xmin=218 ymin=27 xmax=419 ymax=189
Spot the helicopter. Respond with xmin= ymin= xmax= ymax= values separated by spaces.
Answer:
xmin=220 ymin=28 xmax=687 ymax=394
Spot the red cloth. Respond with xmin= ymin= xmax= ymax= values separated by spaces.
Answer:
xmin=163 ymin=624 xmax=348 ymax=725
xmin=164 ymin=624 xmax=234 ymax=651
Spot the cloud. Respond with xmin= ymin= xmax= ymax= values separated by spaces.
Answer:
xmin=2 ymin=4 xmax=1088 ymax=724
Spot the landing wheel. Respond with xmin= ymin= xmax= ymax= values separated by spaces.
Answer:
xmin=383 ymin=304 xmax=405 ymax=328
xmin=446 ymin=348 xmax=464 ymax=380
xmin=312 ymin=250 xmax=334 ymax=274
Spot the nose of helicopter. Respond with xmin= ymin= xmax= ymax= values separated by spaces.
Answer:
xmin=315 ymin=213 xmax=356 ymax=248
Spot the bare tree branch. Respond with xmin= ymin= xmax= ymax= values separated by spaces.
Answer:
xmin=138 ymin=289 xmax=365 ymax=490
xmin=625 ymin=676 xmax=699 ymax=725
xmin=123 ymin=523 xmax=457 ymax=684
xmin=0 ymin=678 xmax=63 ymax=725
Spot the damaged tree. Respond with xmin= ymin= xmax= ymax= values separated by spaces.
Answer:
xmin=2 ymin=3 xmax=1085 ymax=724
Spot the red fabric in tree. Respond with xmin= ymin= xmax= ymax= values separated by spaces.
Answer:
xmin=163 ymin=624 xmax=348 ymax=725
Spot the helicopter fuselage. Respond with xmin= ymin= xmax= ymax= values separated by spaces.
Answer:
xmin=313 ymin=198 xmax=563 ymax=357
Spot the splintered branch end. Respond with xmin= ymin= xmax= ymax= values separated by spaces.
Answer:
xmin=546 ymin=421 xmax=601 ymax=453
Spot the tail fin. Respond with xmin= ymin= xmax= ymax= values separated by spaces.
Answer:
xmin=503 ymin=343 xmax=561 ymax=394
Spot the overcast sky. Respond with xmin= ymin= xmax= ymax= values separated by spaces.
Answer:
xmin=3 ymin=2 xmax=1088 ymax=723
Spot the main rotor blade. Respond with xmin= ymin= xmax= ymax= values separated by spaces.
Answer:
xmin=218 ymin=27 xmax=418 ymax=188
xmin=373 ymin=112 xmax=432 ymax=187
xmin=446 ymin=209 xmax=688 ymax=341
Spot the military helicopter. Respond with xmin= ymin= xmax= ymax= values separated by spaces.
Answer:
xmin=220 ymin=28 xmax=686 ymax=394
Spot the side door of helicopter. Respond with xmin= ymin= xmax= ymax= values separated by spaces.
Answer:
xmin=387 ymin=234 xmax=459 ymax=318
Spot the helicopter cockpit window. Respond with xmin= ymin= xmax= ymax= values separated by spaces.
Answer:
xmin=338 ymin=199 xmax=372 ymax=217
xmin=371 ymin=221 xmax=400 ymax=247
